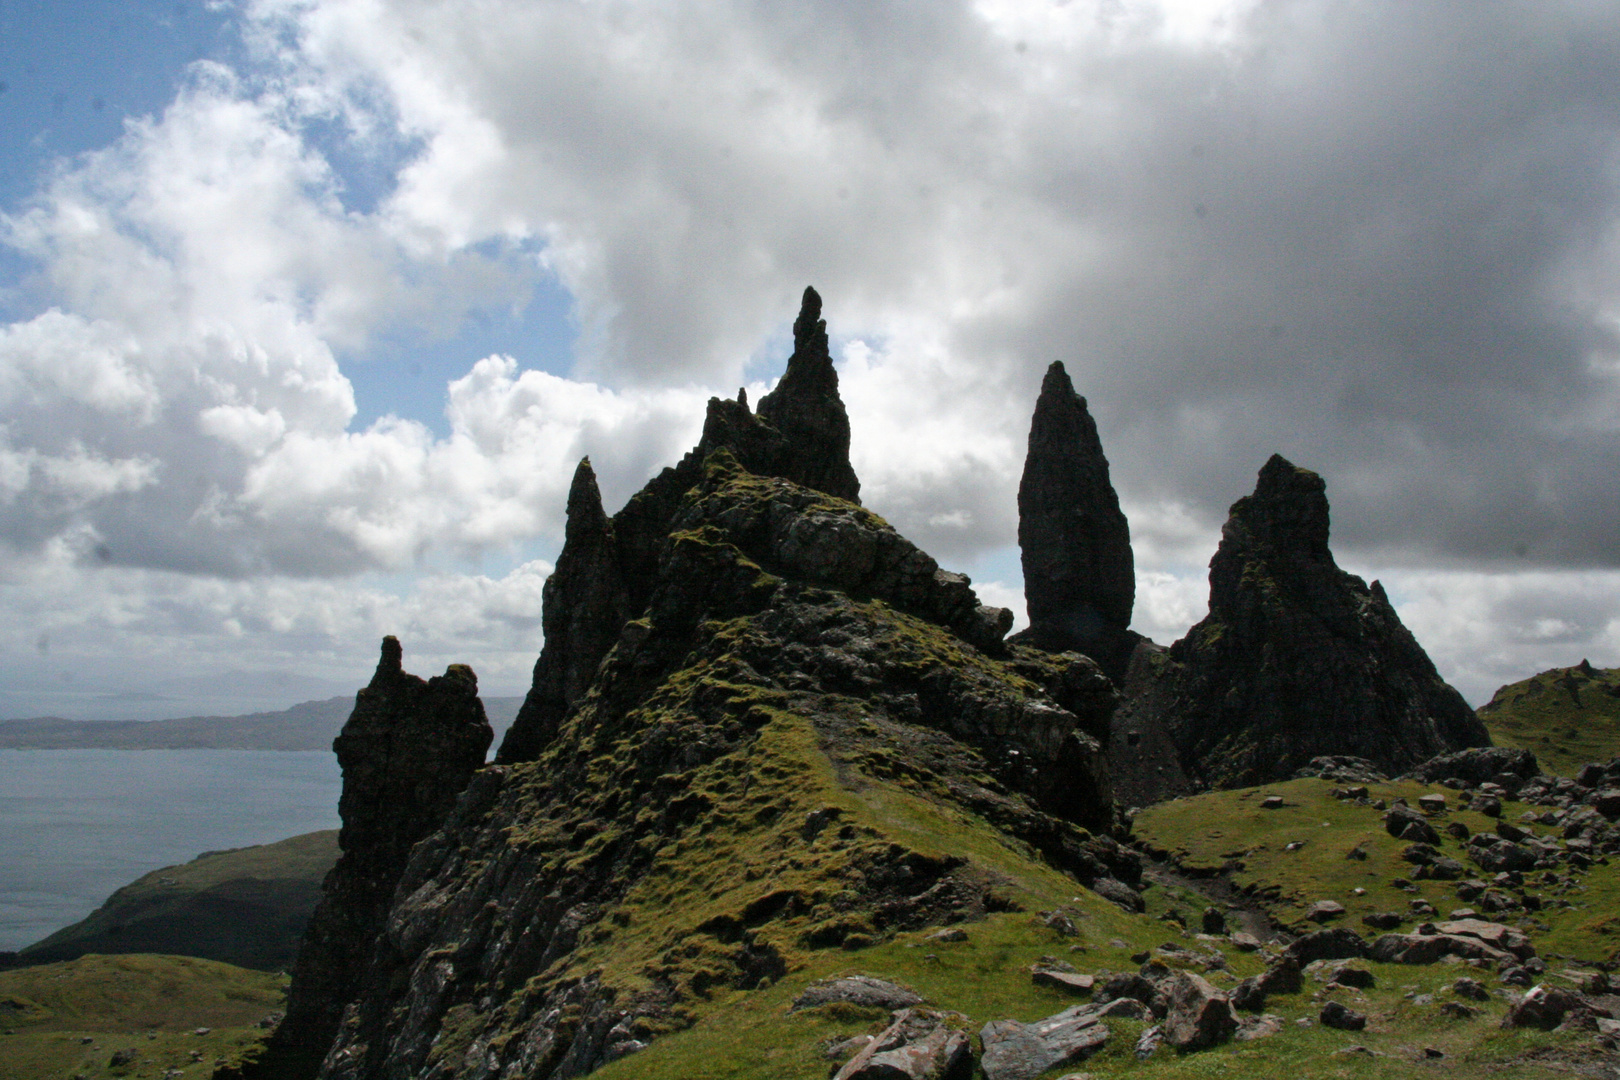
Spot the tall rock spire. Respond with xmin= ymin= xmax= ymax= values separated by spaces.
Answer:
xmin=497 ymin=458 xmax=630 ymax=764
xmin=250 ymin=638 xmax=491 ymax=1080
xmin=1115 ymin=454 xmax=1490 ymax=792
xmin=1014 ymin=361 xmax=1136 ymax=680
xmin=755 ymin=286 xmax=861 ymax=505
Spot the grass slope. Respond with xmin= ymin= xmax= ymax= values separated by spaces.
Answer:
xmin=1479 ymin=662 xmax=1620 ymax=777
xmin=0 ymin=954 xmax=284 ymax=1080
xmin=21 ymin=832 xmax=338 ymax=972
xmin=571 ymin=771 xmax=1617 ymax=1080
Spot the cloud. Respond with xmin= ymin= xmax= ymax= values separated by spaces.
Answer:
xmin=5 ymin=0 xmax=1620 ymax=710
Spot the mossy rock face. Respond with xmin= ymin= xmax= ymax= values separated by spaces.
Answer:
xmin=1114 ymin=455 xmax=1489 ymax=798
xmin=311 ymin=461 xmax=1123 ymax=1080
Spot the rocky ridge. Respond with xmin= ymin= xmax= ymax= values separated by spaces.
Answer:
xmin=1111 ymin=454 xmax=1489 ymax=796
xmin=241 ymin=291 xmax=1525 ymax=1079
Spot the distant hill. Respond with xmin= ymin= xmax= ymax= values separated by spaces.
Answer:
xmin=17 ymin=831 xmax=339 ymax=972
xmin=0 ymin=695 xmax=524 ymax=751
xmin=1478 ymin=659 xmax=1620 ymax=776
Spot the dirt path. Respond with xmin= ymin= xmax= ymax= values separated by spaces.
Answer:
xmin=1138 ymin=852 xmax=1293 ymax=945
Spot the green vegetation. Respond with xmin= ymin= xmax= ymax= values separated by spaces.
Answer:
xmin=1135 ymin=778 xmax=1620 ymax=964
xmin=0 ymin=954 xmax=284 ymax=1080
xmin=1480 ymin=662 xmax=1620 ymax=776
xmin=22 ymin=831 xmax=337 ymax=971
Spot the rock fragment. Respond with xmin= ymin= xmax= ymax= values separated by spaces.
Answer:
xmin=980 ymin=1005 xmax=1109 ymax=1080
xmin=835 ymin=1008 xmax=971 ymax=1080
xmin=1161 ymin=971 xmax=1238 ymax=1050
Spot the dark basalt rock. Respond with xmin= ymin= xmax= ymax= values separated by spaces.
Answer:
xmin=247 ymin=638 xmax=491 ymax=1080
xmin=499 ymin=288 xmax=867 ymax=763
xmin=1115 ymin=454 xmax=1490 ymax=791
xmin=498 ymin=459 xmax=629 ymax=764
xmin=303 ymin=436 xmax=1118 ymax=1080
xmin=1012 ymin=361 xmax=1138 ymax=682
xmin=754 ymin=286 xmax=862 ymax=505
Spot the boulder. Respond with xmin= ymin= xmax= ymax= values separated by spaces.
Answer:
xmin=1466 ymin=836 xmax=1537 ymax=874
xmin=1414 ymin=747 xmax=1539 ymax=787
xmin=1032 ymin=969 xmax=1096 ymax=996
xmin=1369 ymin=933 xmax=1514 ymax=966
xmin=1431 ymin=919 xmax=1536 ymax=960
xmin=1321 ymin=1001 xmax=1367 ymax=1031
xmin=1362 ymin=912 xmax=1402 ymax=930
xmin=1499 ymin=986 xmax=1591 ymax=1031
xmin=793 ymin=975 xmax=924 ymax=1013
xmin=1161 ymin=972 xmax=1238 ymax=1050
xmin=1284 ymin=928 xmax=1370 ymax=966
xmin=836 ymin=1008 xmax=972 ymax=1080
xmin=1307 ymin=900 xmax=1346 ymax=923
xmin=979 ymin=1005 xmax=1109 ymax=1080
xmin=1386 ymin=805 xmax=1442 ymax=845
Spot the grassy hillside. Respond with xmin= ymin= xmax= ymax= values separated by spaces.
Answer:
xmin=20 ymin=831 xmax=338 ymax=971
xmin=1479 ymin=662 xmax=1620 ymax=776
xmin=0 ymin=954 xmax=284 ymax=1080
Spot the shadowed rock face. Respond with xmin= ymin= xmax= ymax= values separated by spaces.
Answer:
xmin=755 ymin=286 xmax=861 ymax=506
xmin=499 ymin=287 xmax=869 ymax=764
xmin=1115 ymin=454 xmax=1490 ymax=791
xmin=249 ymin=638 xmax=492 ymax=1080
xmin=497 ymin=459 xmax=629 ymax=765
xmin=1013 ymin=361 xmax=1137 ymax=682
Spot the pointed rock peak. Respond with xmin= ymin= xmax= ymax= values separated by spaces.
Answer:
xmin=374 ymin=636 xmax=403 ymax=682
xmin=1016 ymin=360 xmax=1134 ymax=677
xmin=754 ymin=286 xmax=861 ymax=504
xmin=1229 ymin=454 xmax=1330 ymax=559
xmin=738 ymin=386 xmax=748 ymax=409
xmin=565 ymin=457 xmax=609 ymax=538
xmin=793 ymin=285 xmax=826 ymax=353
xmin=1038 ymin=360 xmax=1083 ymax=409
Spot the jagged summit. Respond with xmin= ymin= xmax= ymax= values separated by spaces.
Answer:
xmin=499 ymin=288 xmax=866 ymax=763
xmin=249 ymin=638 xmax=491 ymax=1080
xmin=755 ymin=286 xmax=861 ymax=505
xmin=1012 ymin=361 xmax=1137 ymax=682
xmin=1113 ymin=455 xmax=1490 ymax=793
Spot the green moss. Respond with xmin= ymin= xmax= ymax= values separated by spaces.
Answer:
xmin=1479 ymin=663 xmax=1620 ymax=776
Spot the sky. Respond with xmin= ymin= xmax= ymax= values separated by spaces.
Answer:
xmin=2 ymin=0 xmax=1619 ymax=720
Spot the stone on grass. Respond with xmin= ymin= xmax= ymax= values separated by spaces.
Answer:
xmin=1307 ymin=900 xmax=1346 ymax=922
xmin=1284 ymin=927 xmax=1370 ymax=965
xmin=1032 ymin=969 xmax=1096 ymax=995
xmin=1161 ymin=972 xmax=1238 ymax=1050
xmin=1320 ymin=1001 xmax=1367 ymax=1031
xmin=979 ymin=1006 xmax=1108 ymax=1080
xmin=835 ymin=1008 xmax=972 ymax=1080
xmin=793 ymin=975 xmax=923 ymax=1013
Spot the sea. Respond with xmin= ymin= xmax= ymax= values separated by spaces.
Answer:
xmin=0 ymin=749 xmax=342 ymax=952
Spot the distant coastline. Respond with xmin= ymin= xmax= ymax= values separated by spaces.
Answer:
xmin=0 ymin=696 xmax=522 ymax=751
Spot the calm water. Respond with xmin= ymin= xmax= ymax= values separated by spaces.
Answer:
xmin=0 ymin=750 xmax=342 ymax=951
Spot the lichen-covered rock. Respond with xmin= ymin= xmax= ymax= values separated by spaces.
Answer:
xmin=1012 ymin=361 xmax=1137 ymax=681
xmin=792 ymin=975 xmax=924 ymax=1013
xmin=834 ymin=1008 xmax=972 ymax=1080
xmin=980 ymin=1005 xmax=1109 ymax=1080
xmin=1161 ymin=971 xmax=1237 ymax=1050
xmin=1116 ymin=454 xmax=1491 ymax=790
xmin=1413 ymin=747 xmax=1540 ymax=786
xmin=249 ymin=638 xmax=492 ymax=1080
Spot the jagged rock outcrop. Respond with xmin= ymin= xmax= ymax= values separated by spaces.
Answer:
xmin=1115 ymin=454 xmax=1489 ymax=792
xmin=498 ymin=287 xmax=865 ymax=763
xmin=246 ymin=639 xmax=492 ymax=1080
xmin=302 ymin=451 xmax=1123 ymax=1080
xmin=754 ymin=285 xmax=861 ymax=505
xmin=498 ymin=459 xmax=629 ymax=764
xmin=1012 ymin=361 xmax=1138 ymax=682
